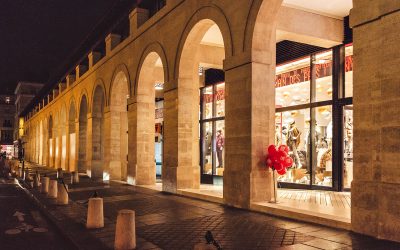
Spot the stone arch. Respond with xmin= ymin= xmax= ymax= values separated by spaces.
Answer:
xmin=109 ymin=64 xmax=132 ymax=99
xmin=134 ymin=42 xmax=169 ymax=95
xmin=162 ymin=13 xmax=230 ymax=192
xmin=244 ymin=0 xmax=282 ymax=60
xmin=174 ymin=5 xmax=233 ymax=80
xmin=68 ymin=97 xmax=77 ymax=172
xmin=108 ymin=69 xmax=130 ymax=181
xmin=90 ymin=79 xmax=107 ymax=112
xmin=132 ymin=50 xmax=166 ymax=185
xmin=90 ymin=84 xmax=105 ymax=179
xmin=78 ymin=94 xmax=88 ymax=173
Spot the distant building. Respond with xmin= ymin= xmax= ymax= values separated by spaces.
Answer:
xmin=13 ymin=82 xmax=44 ymax=158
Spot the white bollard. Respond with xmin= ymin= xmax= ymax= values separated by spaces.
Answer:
xmin=57 ymin=183 xmax=68 ymax=205
xmin=72 ymin=171 xmax=79 ymax=184
xmin=48 ymin=180 xmax=58 ymax=198
xmin=86 ymin=198 xmax=104 ymax=229
xmin=114 ymin=210 xmax=136 ymax=250
xmin=41 ymin=177 xmax=50 ymax=194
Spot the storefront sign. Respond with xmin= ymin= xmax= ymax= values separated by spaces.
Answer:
xmin=203 ymin=89 xmax=225 ymax=103
xmin=275 ymin=55 xmax=353 ymax=88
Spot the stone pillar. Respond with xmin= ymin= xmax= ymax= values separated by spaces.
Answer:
xmin=350 ymin=1 xmax=400 ymax=242
xmin=76 ymin=65 xmax=88 ymax=79
xmin=222 ymin=55 xmax=275 ymax=209
xmin=53 ymin=89 xmax=58 ymax=100
xmin=103 ymin=108 xmax=112 ymax=180
xmin=129 ymin=8 xmax=149 ymax=34
xmin=66 ymin=74 xmax=76 ymax=88
xmin=86 ymin=113 xmax=94 ymax=178
xmin=127 ymin=98 xmax=156 ymax=186
xmin=105 ymin=34 xmax=121 ymax=56
xmin=88 ymin=51 xmax=102 ymax=68
xmin=162 ymin=79 xmax=200 ymax=193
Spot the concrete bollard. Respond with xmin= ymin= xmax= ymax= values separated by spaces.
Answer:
xmin=28 ymin=181 xmax=34 ymax=188
xmin=24 ymin=170 xmax=30 ymax=181
xmin=48 ymin=180 xmax=58 ymax=198
xmin=86 ymin=198 xmax=104 ymax=229
xmin=72 ymin=171 xmax=79 ymax=184
xmin=114 ymin=210 xmax=136 ymax=250
xmin=57 ymin=183 xmax=68 ymax=205
xmin=41 ymin=177 xmax=50 ymax=193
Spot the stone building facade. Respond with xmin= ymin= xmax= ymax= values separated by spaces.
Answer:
xmin=21 ymin=0 xmax=400 ymax=242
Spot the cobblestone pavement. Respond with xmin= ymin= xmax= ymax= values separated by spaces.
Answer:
xmin=21 ymin=164 xmax=400 ymax=250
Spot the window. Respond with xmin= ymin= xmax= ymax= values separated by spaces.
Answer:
xmin=200 ymin=78 xmax=225 ymax=180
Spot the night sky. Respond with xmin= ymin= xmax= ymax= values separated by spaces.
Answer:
xmin=0 ymin=0 xmax=117 ymax=94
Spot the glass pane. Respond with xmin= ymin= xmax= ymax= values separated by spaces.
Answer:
xmin=276 ymin=109 xmax=310 ymax=185
xmin=202 ymin=122 xmax=213 ymax=175
xmin=312 ymin=105 xmax=333 ymax=187
xmin=202 ymin=86 xmax=213 ymax=119
xmin=215 ymin=120 xmax=225 ymax=176
xmin=276 ymin=57 xmax=311 ymax=108
xmin=315 ymin=50 xmax=333 ymax=102
xmin=343 ymin=105 xmax=353 ymax=189
xmin=215 ymin=83 xmax=225 ymax=118
xmin=345 ymin=45 xmax=353 ymax=98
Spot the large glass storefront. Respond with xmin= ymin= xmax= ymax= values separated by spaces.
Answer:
xmin=275 ymin=44 xmax=353 ymax=191
xmin=200 ymin=69 xmax=225 ymax=185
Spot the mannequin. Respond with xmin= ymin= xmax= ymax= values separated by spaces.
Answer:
xmin=287 ymin=121 xmax=302 ymax=168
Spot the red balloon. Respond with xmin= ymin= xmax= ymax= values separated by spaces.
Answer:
xmin=277 ymin=150 xmax=288 ymax=162
xmin=278 ymin=145 xmax=289 ymax=153
xmin=267 ymin=145 xmax=277 ymax=155
xmin=273 ymin=162 xmax=284 ymax=172
xmin=277 ymin=168 xmax=287 ymax=175
xmin=283 ymin=157 xmax=293 ymax=168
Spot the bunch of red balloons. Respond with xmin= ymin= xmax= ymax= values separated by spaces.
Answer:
xmin=266 ymin=145 xmax=294 ymax=175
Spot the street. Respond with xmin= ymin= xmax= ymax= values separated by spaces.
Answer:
xmin=0 ymin=178 xmax=74 ymax=250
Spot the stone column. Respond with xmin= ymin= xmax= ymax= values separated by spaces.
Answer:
xmin=74 ymin=119 xmax=80 ymax=173
xmin=350 ymin=0 xmax=400 ymax=242
xmin=223 ymin=55 xmax=275 ymax=209
xmin=64 ymin=122 xmax=70 ymax=171
xmin=162 ymin=79 xmax=200 ymax=193
xmin=103 ymin=108 xmax=113 ymax=180
xmin=127 ymin=98 xmax=156 ymax=185
xmin=86 ymin=113 xmax=94 ymax=178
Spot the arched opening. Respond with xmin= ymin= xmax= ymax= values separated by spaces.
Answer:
xmin=91 ymin=86 xmax=105 ymax=179
xmin=177 ymin=19 xmax=226 ymax=190
xmin=78 ymin=95 xmax=88 ymax=173
xmin=48 ymin=115 xmax=54 ymax=168
xmin=69 ymin=100 xmax=77 ymax=172
xmin=135 ymin=52 xmax=165 ymax=185
xmin=60 ymin=105 xmax=67 ymax=170
xmin=109 ymin=71 xmax=129 ymax=181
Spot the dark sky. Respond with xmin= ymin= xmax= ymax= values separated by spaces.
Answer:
xmin=0 ymin=0 xmax=117 ymax=94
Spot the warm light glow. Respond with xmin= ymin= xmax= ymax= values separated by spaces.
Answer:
xmin=103 ymin=171 xmax=110 ymax=181
xmin=155 ymin=82 xmax=164 ymax=90
xmin=127 ymin=176 xmax=135 ymax=185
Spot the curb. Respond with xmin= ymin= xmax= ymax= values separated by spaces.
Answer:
xmin=17 ymin=179 xmax=81 ymax=250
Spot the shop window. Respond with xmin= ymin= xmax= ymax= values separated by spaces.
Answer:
xmin=276 ymin=57 xmax=310 ymax=108
xmin=343 ymin=105 xmax=353 ymax=189
xmin=275 ymin=109 xmax=310 ymax=185
xmin=312 ymin=105 xmax=333 ymax=187
xmin=345 ymin=45 xmax=353 ymax=97
xmin=200 ymin=81 xmax=225 ymax=178
xmin=314 ymin=50 xmax=333 ymax=102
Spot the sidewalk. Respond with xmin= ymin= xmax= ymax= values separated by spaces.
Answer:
xmin=20 ymin=164 xmax=400 ymax=250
